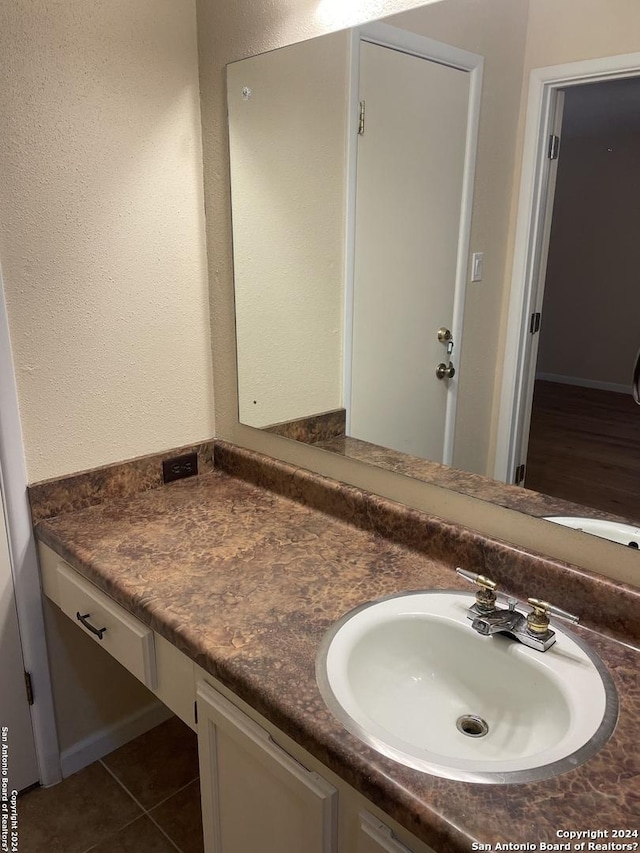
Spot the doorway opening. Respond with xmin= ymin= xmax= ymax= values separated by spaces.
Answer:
xmin=524 ymin=77 xmax=640 ymax=518
xmin=496 ymin=52 xmax=640 ymax=525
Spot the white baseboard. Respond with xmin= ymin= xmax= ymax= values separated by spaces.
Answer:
xmin=60 ymin=700 xmax=173 ymax=779
xmin=535 ymin=372 xmax=630 ymax=395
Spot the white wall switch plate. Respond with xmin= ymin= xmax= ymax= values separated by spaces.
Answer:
xmin=471 ymin=252 xmax=484 ymax=282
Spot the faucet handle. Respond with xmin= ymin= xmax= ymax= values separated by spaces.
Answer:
xmin=526 ymin=598 xmax=580 ymax=635
xmin=456 ymin=568 xmax=498 ymax=611
xmin=455 ymin=568 xmax=497 ymax=589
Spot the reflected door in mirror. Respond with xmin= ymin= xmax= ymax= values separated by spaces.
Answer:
xmin=350 ymin=40 xmax=470 ymax=462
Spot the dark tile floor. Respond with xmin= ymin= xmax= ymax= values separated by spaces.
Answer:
xmin=17 ymin=716 xmax=203 ymax=853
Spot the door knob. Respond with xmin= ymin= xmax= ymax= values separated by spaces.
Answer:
xmin=436 ymin=362 xmax=456 ymax=380
xmin=437 ymin=327 xmax=452 ymax=343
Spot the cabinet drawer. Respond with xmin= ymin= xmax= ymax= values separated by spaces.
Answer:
xmin=56 ymin=562 xmax=157 ymax=689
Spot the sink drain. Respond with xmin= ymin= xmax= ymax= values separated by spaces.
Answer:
xmin=456 ymin=715 xmax=489 ymax=738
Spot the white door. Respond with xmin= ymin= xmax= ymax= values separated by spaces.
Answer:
xmin=0 ymin=485 xmax=39 ymax=792
xmin=349 ymin=41 xmax=470 ymax=462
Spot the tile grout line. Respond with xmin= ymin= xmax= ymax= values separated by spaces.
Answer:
xmin=98 ymin=759 xmax=199 ymax=815
xmin=98 ymin=759 xmax=148 ymax=813
xmin=144 ymin=775 xmax=201 ymax=853
xmin=146 ymin=775 xmax=200 ymax=812
xmin=145 ymin=809 xmax=186 ymax=853
xmin=79 ymin=815 xmax=141 ymax=853
xmin=98 ymin=759 xmax=187 ymax=853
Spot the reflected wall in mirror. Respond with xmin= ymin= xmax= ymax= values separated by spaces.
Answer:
xmin=228 ymin=0 xmax=640 ymax=530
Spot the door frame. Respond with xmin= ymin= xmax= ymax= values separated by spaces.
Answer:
xmin=0 ymin=264 xmax=60 ymax=786
xmin=495 ymin=51 xmax=640 ymax=484
xmin=342 ymin=22 xmax=483 ymax=465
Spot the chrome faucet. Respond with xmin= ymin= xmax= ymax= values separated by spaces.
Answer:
xmin=455 ymin=568 xmax=580 ymax=652
xmin=471 ymin=598 xmax=524 ymax=636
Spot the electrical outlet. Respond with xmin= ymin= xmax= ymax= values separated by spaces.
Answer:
xmin=162 ymin=452 xmax=198 ymax=484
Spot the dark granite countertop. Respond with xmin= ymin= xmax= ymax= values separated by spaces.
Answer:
xmin=34 ymin=464 xmax=640 ymax=852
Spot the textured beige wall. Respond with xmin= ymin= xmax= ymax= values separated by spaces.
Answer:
xmin=523 ymin=0 xmax=640 ymax=68
xmin=0 ymin=0 xmax=214 ymax=483
xmin=228 ymin=33 xmax=349 ymax=428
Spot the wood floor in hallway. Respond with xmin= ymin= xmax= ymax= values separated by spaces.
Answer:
xmin=525 ymin=380 xmax=640 ymax=522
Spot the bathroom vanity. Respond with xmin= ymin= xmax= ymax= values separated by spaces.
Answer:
xmin=33 ymin=444 xmax=640 ymax=852
xmin=39 ymin=545 xmax=429 ymax=853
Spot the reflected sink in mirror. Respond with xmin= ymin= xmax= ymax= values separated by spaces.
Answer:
xmin=316 ymin=591 xmax=618 ymax=784
xmin=545 ymin=517 xmax=640 ymax=549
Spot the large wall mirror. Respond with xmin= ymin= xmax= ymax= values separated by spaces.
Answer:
xmin=227 ymin=0 xmax=640 ymax=544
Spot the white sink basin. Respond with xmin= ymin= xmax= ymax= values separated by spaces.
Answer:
xmin=316 ymin=591 xmax=618 ymax=783
xmin=545 ymin=516 xmax=640 ymax=548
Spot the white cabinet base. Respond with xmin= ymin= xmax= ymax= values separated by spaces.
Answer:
xmin=197 ymin=680 xmax=338 ymax=853
xmin=39 ymin=544 xmax=438 ymax=853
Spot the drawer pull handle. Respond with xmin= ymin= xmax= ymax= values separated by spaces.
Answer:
xmin=76 ymin=612 xmax=107 ymax=640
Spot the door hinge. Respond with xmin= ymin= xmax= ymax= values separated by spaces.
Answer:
xmin=514 ymin=463 xmax=526 ymax=485
xmin=194 ymin=700 xmax=198 ymax=726
xmin=530 ymin=312 xmax=541 ymax=334
xmin=548 ymin=134 xmax=560 ymax=160
xmin=358 ymin=100 xmax=365 ymax=136
xmin=24 ymin=671 xmax=34 ymax=706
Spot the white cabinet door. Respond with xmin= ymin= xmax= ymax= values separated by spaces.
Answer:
xmin=197 ymin=681 xmax=337 ymax=853
xmin=358 ymin=812 xmax=422 ymax=853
